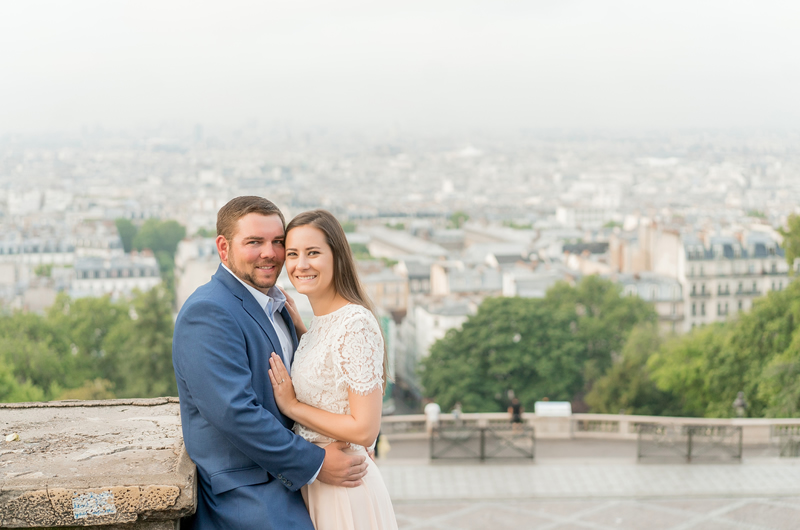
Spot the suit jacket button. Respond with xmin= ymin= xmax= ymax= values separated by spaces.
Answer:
xmin=286 ymin=480 xmax=293 ymax=487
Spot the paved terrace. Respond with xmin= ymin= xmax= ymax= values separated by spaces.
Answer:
xmin=1 ymin=401 xmax=799 ymax=529
xmin=379 ymin=414 xmax=800 ymax=529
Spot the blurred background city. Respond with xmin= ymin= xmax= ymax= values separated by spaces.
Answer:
xmin=2 ymin=2 xmax=800 ymax=527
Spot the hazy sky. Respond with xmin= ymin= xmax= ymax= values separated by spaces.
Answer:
xmin=1 ymin=1 xmax=799 ymax=134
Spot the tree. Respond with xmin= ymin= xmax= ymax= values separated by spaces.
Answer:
xmin=647 ymin=280 xmax=800 ymax=418
xmin=45 ymin=293 xmax=130 ymax=387
xmin=340 ymin=220 xmax=357 ymax=233
xmin=586 ymin=323 xmax=680 ymax=416
xmin=0 ymin=360 xmax=45 ymax=403
xmin=132 ymin=219 xmax=186 ymax=299
xmin=420 ymin=276 xmax=657 ymax=413
xmin=105 ymin=286 xmax=178 ymax=398
xmin=115 ymin=218 xmax=138 ymax=253
xmin=448 ymin=211 xmax=469 ymax=229
xmin=194 ymin=227 xmax=216 ymax=238
xmin=779 ymin=213 xmax=800 ymax=275
xmin=350 ymin=243 xmax=371 ymax=260
xmin=543 ymin=276 xmax=658 ymax=404
xmin=421 ymin=297 xmax=584 ymax=413
xmin=133 ymin=219 xmax=186 ymax=255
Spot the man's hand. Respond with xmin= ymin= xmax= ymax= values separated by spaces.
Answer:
xmin=317 ymin=441 xmax=368 ymax=488
xmin=277 ymin=285 xmax=307 ymax=337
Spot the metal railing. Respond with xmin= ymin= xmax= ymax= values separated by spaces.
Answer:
xmin=430 ymin=424 xmax=535 ymax=461
xmin=380 ymin=412 xmax=800 ymax=456
xmin=636 ymin=424 xmax=743 ymax=462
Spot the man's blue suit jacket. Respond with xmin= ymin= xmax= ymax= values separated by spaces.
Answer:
xmin=173 ymin=265 xmax=325 ymax=530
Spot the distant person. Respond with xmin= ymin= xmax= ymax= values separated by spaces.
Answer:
xmin=424 ymin=400 xmax=441 ymax=435
xmin=508 ymin=397 xmax=524 ymax=433
xmin=268 ymin=209 xmax=397 ymax=529
xmin=451 ymin=402 xmax=463 ymax=426
xmin=173 ymin=197 xmax=368 ymax=530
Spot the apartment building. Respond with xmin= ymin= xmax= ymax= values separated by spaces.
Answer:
xmin=680 ymin=234 xmax=790 ymax=332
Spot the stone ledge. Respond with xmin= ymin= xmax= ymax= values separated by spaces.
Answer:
xmin=0 ymin=399 xmax=195 ymax=528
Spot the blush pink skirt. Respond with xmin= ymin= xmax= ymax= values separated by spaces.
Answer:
xmin=302 ymin=443 xmax=398 ymax=530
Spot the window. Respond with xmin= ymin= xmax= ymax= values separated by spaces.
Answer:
xmin=738 ymin=300 xmax=742 ymax=311
xmin=717 ymin=303 xmax=721 ymax=316
xmin=692 ymin=303 xmax=696 ymax=316
xmin=691 ymin=284 xmax=697 ymax=295
xmin=701 ymin=302 xmax=705 ymax=316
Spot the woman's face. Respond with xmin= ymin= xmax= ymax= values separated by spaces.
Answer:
xmin=285 ymin=225 xmax=336 ymax=300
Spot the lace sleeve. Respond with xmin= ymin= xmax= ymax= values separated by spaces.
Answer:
xmin=332 ymin=308 xmax=385 ymax=396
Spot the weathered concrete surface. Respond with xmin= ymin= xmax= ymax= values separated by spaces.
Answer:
xmin=0 ymin=398 xmax=195 ymax=528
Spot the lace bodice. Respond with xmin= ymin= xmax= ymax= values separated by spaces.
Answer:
xmin=291 ymin=304 xmax=384 ymax=446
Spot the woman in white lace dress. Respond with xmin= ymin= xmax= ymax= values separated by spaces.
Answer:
xmin=268 ymin=209 xmax=398 ymax=530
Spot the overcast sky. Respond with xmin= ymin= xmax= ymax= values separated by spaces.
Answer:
xmin=1 ymin=0 xmax=799 ymax=135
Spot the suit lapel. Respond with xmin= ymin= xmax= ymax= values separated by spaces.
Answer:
xmin=280 ymin=306 xmax=299 ymax=351
xmin=213 ymin=266 xmax=283 ymax=354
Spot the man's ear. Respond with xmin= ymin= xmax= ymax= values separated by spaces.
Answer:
xmin=216 ymin=235 xmax=230 ymax=264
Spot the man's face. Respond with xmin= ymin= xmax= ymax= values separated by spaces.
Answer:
xmin=218 ymin=213 xmax=285 ymax=293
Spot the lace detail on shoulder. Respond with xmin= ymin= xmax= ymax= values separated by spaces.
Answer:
xmin=332 ymin=307 xmax=385 ymax=396
xmin=290 ymin=304 xmax=384 ymax=446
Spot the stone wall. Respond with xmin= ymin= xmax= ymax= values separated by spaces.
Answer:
xmin=0 ymin=398 xmax=195 ymax=529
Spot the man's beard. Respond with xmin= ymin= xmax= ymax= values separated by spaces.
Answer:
xmin=228 ymin=248 xmax=280 ymax=290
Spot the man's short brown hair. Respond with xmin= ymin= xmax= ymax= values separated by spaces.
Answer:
xmin=216 ymin=196 xmax=286 ymax=241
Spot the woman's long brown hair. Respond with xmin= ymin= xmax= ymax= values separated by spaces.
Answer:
xmin=286 ymin=209 xmax=389 ymax=391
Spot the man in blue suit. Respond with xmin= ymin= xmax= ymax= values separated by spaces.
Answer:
xmin=173 ymin=196 xmax=368 ymax=529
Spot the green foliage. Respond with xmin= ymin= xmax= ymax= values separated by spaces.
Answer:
xmin=115 ymin=218 xmax=138 ymax=253
xmin=0 ymin=288 xmax=178 ymax=403
xmin=421 ymin=276 xmax=656 ymax=413
xmin=779 ymin=213 xmax=800 ymax=275
xmin=385 ymin=222 xmax=405 ymax=231
xmin=502 ymin=220 xmax=533 ymax=230
xmin=350 ymin=242 xmax=372 ymax=260
xmin=131 ymin=218 xmax=186 ymax=299
xmin=58 ymin=378 xmax=116 ymax=400
xmin=543 ymin=276 xmax=658 ymax=392
xmin=647 ymin=280 xmax=800 ymax=418
xmin=448 ymin=211 xmax=469 ymax=229
xmin=747 ymin=210 xmax=767 ymax=219
xmin=340 ymin=220 xmax=357 ymax=233
xmin=34 ymin=264 xmax=53 ymax=277
xmin=603 ymin=220 xmax=623 ymax=228
xmin=0 ymin=360 xmax=46 ymax=403
xmin=133 ymin=219 xmax=186 ymax=255
xmin=586 ymin=323 xmax=679 ymax=416
xmin=194 ymin=227 xmax=216 ymax=238
xmin=421 ymin=297 xmax=584 ymax=413
xmin=103 ymin=287 xmax=178 ymax=398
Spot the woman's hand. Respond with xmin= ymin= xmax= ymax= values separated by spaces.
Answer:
xmin=268 ymin=352 xmax=300 ymax=417
xmin=278 ymin=286 xmax=307 ymax=337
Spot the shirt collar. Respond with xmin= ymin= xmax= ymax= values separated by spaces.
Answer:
xmin=221 ymin=263 xmax=286 ymax=316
